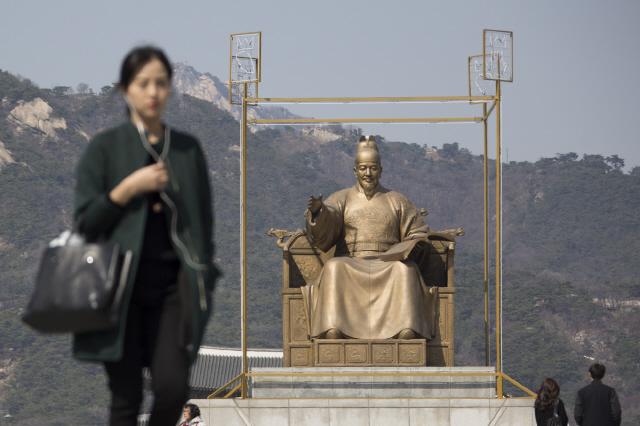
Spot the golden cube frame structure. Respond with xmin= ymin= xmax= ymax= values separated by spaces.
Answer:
xmin=211 ymin=29 xmax=534 ymax=401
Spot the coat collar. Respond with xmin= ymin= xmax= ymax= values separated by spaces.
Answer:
xmin=354 ymin=182 xmax=383 ymax=199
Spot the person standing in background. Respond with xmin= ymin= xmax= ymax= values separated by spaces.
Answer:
xmin=181 ymin=403 xmax=206 ymax=426
xmin=534 ymin=378 xmax=569 ymax=426
xmin=574 ymin=363 xmax=621 ymax=426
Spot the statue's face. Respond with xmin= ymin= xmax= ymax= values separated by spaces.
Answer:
xmin=353 ymin=161 xmax=382 ymax=190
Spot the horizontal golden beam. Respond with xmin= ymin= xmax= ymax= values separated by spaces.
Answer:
xmin=246 ymin=372 xmax=499 ymax=377
xmin=250 ymin=96 xmax=495 ymax=103
xmin=249 ymin=117 xmax=483 ymax=124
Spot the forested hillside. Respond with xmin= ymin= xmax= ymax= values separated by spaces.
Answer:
xmin=1 ymin=69 xmax=640 ymax=424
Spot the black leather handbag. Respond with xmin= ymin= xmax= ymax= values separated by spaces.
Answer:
xmin=547 ymin=400 xmax=562 ymax=426
xmin=22 ymin=231 xmax=133 ymax=334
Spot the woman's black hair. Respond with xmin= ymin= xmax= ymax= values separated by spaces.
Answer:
xmin=184 ymin=403 xmax=200 ymax=418
xmin=119 ymin=45 xmax=172 ymax=90
xmin=535 ymin=378 xmax=560 ymax=410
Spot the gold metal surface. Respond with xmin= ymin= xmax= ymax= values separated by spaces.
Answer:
xmin=247 ymin=371 xmax=497 ymax=377
xmin=208 ymin=373 xmax=243 ymax=398
xmin=483 ymin=103 xmax=489 ymax=368
xmin=312 ymin=339 xmax=428 ymax=366
xmin=241 ymin=84 xmax=248 ymax=399
xmin=224 ymin=383 xmax=242 ymax=398
xmin=228 ymin=35 xmax=232 ymax=104
xmin=502 ymin=373 xmax=536 ymax=397
xmin=252 ymin=96 xmax=494 ymax=102
xmin=484 ymin=101 xmax=497 ymax=120
xmin=495 ymin=80 xmax=503 ymax=397
xmin=275 ymin=230 xmax=456 ymax=368
xmin=301 ymin=145 xmax=438 ymax=342
xmin=468 ymin=56 xmax=474 ymax=103
xmin=249 ymin=117 xmax=483 ymax=124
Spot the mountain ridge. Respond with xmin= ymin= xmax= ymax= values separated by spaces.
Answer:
xmin=172 ymin=61 xmax=304 ymax=128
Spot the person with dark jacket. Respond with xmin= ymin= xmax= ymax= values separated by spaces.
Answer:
xmin=74 ymin=46 xmax=218 ymax=426
xmin=574 ymin=363 xmax=622 ymax=426
xmin=535 ymin=378 xmax=569 ymax=426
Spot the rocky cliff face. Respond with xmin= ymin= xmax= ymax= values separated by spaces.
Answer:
xmin=301 ymin=126 xmax=342 ymax=143
xmin=172 ymin=62 xmax=303 ymax=131
xmin=172 ymin=62 xmax=232 ymax=114
xmin=0 ymin=141 xmax=15 ymax=168
xmin=7 ymin=98 xmax=66 ymax=139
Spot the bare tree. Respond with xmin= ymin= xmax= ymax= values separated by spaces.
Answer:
xmin=76 ymin=82 xmax=90 ymax=94
xmin=52 ymin=86 xmax=72 ymax=97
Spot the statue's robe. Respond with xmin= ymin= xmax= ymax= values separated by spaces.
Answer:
xmin=302 ymin=183 xmax=437 ymax=340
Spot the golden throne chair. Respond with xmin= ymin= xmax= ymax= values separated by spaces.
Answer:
xmin=268 ymin=228 xmax=462 ymax=368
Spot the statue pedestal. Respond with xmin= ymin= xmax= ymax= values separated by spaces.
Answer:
xmin=191 ymin=395 xmax=535 ymax=426
xmin=191 ymin=366 xmax=536 ymax=425
xmin=312 ymin=339 xmax=427 ymax=367
xmin=249 ymin=367 xmax=496 ymax=399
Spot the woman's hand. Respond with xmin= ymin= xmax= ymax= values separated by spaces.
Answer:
xmin=109 ymin=163 xmax=168 ymax=207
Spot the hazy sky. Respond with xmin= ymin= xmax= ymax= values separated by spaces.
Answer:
xmin=2 ymin=0 xmax=639 ymax=169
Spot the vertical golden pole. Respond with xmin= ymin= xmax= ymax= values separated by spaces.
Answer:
xmin=483 ymin=102 xmax=489 ymax=367
xmin=495 ymin=80 xmax=502 ymax=398
xmin=229 ymin=36 xmax=233 ymax=107
xmin=241 ymin=83 xmax=248 ymax=399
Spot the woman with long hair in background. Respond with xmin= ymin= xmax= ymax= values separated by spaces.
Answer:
xmin=535 ymin=378 xmax=570 ymax=426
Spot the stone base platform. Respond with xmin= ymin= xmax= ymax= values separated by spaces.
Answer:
xmin=190 ymin=397 xmax=535 ymax=426
xmin=249 ymin=367 xmax=497 ymax=399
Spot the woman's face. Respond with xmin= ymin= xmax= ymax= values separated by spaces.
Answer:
xmin=124 ymin=58 xmax=170 ymax=123
xmin=183 ymin=408 xmax=193 ymax=421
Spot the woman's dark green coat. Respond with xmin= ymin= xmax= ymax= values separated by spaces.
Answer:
xmin=74 ymin=121 xmax=218 ymax=364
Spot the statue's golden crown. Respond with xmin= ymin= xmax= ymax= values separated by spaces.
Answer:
xmin=355 ymin=135 xmax=381 ymax=164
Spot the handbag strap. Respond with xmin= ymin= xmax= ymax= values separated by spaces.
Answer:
xmin=72 ymin=214 xmax=106 ymax=243
xmin=553 ymin=399 xmax=559 ymax=417
xmin=72 ymin=213 xmax=84 ymax=235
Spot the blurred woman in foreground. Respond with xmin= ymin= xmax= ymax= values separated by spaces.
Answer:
xmin=74 ymin=46 xmax=218 ymax=426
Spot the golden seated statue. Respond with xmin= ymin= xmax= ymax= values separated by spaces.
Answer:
xmin=268 ymin=136 xmax=462 ymax=367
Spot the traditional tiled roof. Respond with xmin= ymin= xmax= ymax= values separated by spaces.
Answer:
xmin=189 ymin=346 xmax=283 ymax=390
xmin=142 ymin=346 xmax=282 ymax=393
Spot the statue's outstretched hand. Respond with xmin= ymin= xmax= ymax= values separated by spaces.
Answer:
xmin=308 ymin=194 xmax=323 ymax=214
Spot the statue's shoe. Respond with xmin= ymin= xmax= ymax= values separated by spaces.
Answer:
xmin=325 ymin=328 xmax=344 ymax=339
xmin=397 ymin=329 xmax=416 ymax=340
